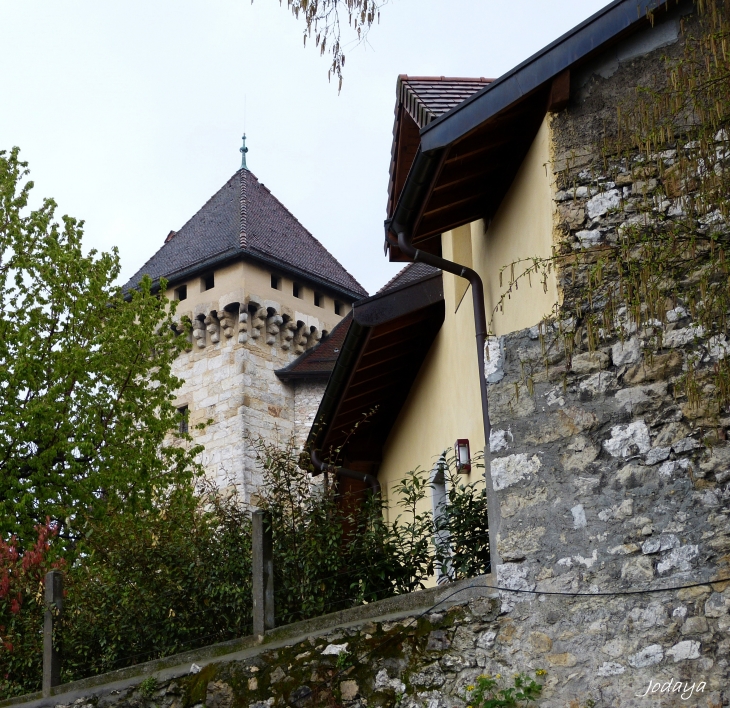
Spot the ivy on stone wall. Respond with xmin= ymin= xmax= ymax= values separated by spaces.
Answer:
xmin=495 ymin=0 xmax=730 ymax=428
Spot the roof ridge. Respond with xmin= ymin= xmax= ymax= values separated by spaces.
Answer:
xmin=398 ymin=76 xmax=494 ymax=129
xmin=400 ymin=81 xmax=436 ymax=127
xmin=377 ymin=263 xmax=417 ymax=293
xmin=245 ymin=175 xmax=366 ymax=295
xmin=124 ymin=172 xmax=243 ymax=288
xmin=239 ymin=169 xmax=248 ymax=248
xmin=399 ymin=75 xmax=493 ymax=82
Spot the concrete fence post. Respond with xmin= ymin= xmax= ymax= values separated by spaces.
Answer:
xmin=42 ymin=569 xmax=63 ymax=697
xmin=252 ymin=509 xmax=274 ymax=638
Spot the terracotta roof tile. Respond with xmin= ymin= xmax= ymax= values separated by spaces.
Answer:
xmin=388 ymin=76 xmax=493 ymax=219
xmin=398 ymin=76 xmax=494 ymax=129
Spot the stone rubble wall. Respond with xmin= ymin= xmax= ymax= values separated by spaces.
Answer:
xmin=21 ymin=585 xmax=728 ymax=708
xmin=467 ymin=6 xmax=722 ymax=702
xmin=171 ymin=292 xmax=327 ymax=502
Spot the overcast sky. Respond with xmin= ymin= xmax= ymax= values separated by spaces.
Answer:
xmin=1 ymin=0 xmax=612 ymax=295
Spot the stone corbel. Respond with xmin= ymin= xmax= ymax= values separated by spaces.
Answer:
xmin=172 ymin=311 xmax=193 ymax=349
xmin=307 ymin=326 xmax=322 ymax=350
xmin=205 ymin=311 xmax=221 ymax=344
xmin=218 ymin=290 xmax=244 ymax=340
xmin=238 ymin=309 xmax=249 ymax=343
xmin=218 ymin=307 xmax=237 ymax=339
xmin=293 ymin=322 xmax=309 ymax=354
xmin=280 ymin=316 xmax=298 ymax=351
xmin=172 ymin=311 xmax=192 ymax=336
xmin=192 ymin=315 xmax=207 ymax=348
xmin=250 ymin=309 xmax=267 ymax=339
xmin=266 ymin=308 xmax=284 ymax=346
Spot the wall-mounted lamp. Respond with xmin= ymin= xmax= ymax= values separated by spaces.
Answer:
xmin=455 ymin=439 xmax=471 ymax=473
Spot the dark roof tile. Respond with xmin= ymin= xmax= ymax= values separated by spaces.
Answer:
xmin=276 ymin=311 xmax=353 ymax=380
xmin=375 ymin=262 xmax=440 ymax=295
xmin=124 ymin=169 xmax=367 ymax=299
xmin=398 ymin=76 xmax=494 ymax=129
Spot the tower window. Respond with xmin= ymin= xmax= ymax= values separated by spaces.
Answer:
xmin=314 ymin=292 xmax=322 ymax=308
xmin=334 ymin=300 xmax=342 ymax=315
xmin=202 ymin=272 xmax=215 ymax=291
xmin=175 ymin=284 xmax=187 ymax=301
xmin=293 ymin=283 xmax=301 ymax=298
xmin=271 ymin=274 xmax=281 ymax=290
xmin=177 ymin=405 xmax=189 ymax=435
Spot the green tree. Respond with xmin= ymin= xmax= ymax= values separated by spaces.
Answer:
xmin=0 ymin=148 xmax=201 ymax=547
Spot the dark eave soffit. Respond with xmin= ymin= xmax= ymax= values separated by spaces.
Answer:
xmin=386 ymin=0 xmax=679 ymax=258
xmin=308 ymin=273 xmax=444 ymax=465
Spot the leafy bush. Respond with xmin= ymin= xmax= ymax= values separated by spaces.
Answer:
xmin=251 ymin=436 xmax=490 ymax=624
xmin=0 ymin=483 xmax=252 ymax=698
xmin=1 ymin=438 xmax=488 ymax=699
xmin=0 ymin=521 xmax=65 ymax=698
xmin=464 ymin=671 xmax=544 ymax=708
xmin=60 ymin=482 xmax=252 ymax=682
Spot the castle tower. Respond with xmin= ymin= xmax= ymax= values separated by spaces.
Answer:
xmin=124 ymin=160 xmax=366 ymax=499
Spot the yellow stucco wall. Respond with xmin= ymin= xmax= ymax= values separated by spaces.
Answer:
xmin=164 ymin=258 xmax=349 ymax=333
xmin=474 ymin=115 xmax=558 ymax=336
xmin=378 ymin=115 xmax=558 ymax=525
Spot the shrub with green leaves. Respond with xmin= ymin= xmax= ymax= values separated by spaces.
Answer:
xmin=464 ymin=671 xmax=544 ymax=708
xmin=0 ymin=482 xmax=252 ymax=698
xmin=251 ymin=436 xmax=490 ymax=624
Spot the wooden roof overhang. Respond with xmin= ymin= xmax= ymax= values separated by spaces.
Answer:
xmin=385 ymin=0 xmax=679 ymax=259
xmin=307 ymin=271 xmax=444 ymax=469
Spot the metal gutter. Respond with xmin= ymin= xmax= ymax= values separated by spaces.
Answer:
xmin=395 ymin=229 xmax=499 ymax=573
xmin=387 ymin=0 xmax=678 ymax=245
xmin=420 ymin=0 xmax=666 ymax=152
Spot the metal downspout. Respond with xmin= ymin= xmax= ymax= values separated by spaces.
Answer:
xmin=396 ymin=230 xmax=500 ymax=573
xmin=310 ymin=448 xmax=382 ymax=497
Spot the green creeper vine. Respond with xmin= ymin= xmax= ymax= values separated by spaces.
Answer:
xmin=493 ymin=0 xmax=730 ymax=428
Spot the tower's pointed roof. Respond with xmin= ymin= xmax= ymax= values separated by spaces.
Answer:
xmin=124 ymin=168 xmax=367 ymax=299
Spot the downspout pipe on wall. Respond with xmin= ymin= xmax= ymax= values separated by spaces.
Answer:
xmin=393 ymin=227 xmax=501 ymax=573
xmin=310 ymin=448 xmax=382 ymax=497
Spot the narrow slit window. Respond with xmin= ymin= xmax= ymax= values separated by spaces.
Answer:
xmin=175 ymin=284 xmax=187 ymax=301
xmin=202 ymin=272 xmax=215 ymax=291
xmin=314 ymin=292 xmax=322 ymax=308
xmin=334 ymin=300 xmax=342 ymax=315
xmin=293 ymin=283 xmax=301 ymax=298
xmin=178 ymin=405 xmax=189 ymax=435
xmin=271 ymin=274 xmax=281 ymax=290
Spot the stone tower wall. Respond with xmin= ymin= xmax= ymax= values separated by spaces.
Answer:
xmin=171 ymin=288 xmax=330 ymax=501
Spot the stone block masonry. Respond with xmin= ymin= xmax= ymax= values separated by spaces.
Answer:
xmin=171 ymin=294 xmax=327 ymax=502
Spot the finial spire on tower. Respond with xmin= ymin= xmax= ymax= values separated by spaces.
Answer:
xmin=240 ymin=134 xmax=249 ymax=170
